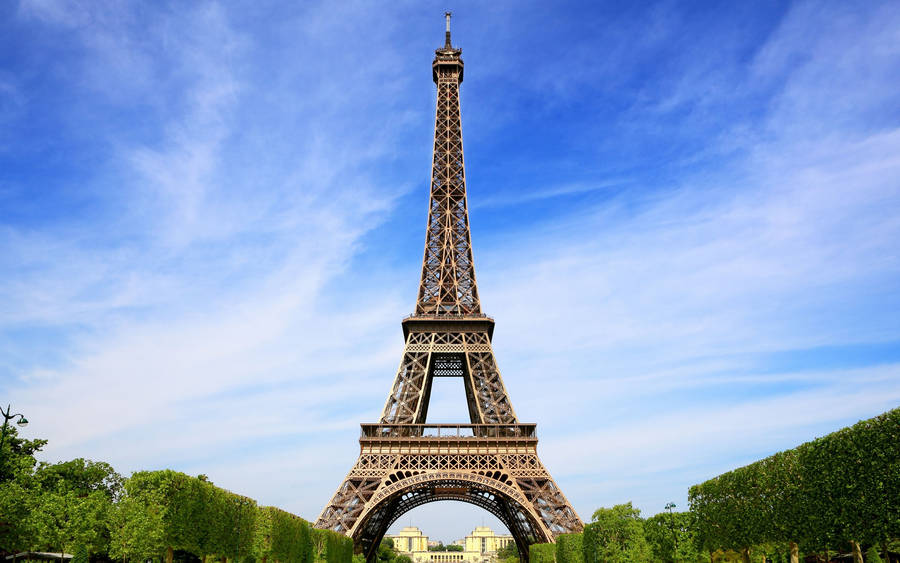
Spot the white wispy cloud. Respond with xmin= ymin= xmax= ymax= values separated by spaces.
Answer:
xmin=3 ymin=1 xmax=408 ymax=470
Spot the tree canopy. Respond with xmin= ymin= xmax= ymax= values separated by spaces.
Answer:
xmin=583 ymin=503 xmax=651 ymax=563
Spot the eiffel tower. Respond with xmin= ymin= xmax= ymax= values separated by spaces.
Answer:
xmin=314 ymin=14 xmax=583 ymax=560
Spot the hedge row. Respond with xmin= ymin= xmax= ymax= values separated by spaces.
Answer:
xmin=310 ymin=527 xmax=355 ymax=563
xmin=256 ymin=506 xmax=313 ymax=563
xmin=528 ymin=533 xmax=584 ymax=563
xmin=688 ymin=408 xmax=900 ymax=558
xmin=555 ymin=534 xmax=583 ymax=563
xmin=528 ymin=543 xmax=557 ymax=563
xmin=113 ymin=470 xmax=352 ymax=563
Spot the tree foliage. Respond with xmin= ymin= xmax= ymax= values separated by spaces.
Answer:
xmin=0 ymin=425 xmax=47 ymax=551
xmin=865 ymin=546 xmax=884 ymax=563
xmin=0 ymin=444 xmax=121 ymax=557
xmin=0 ymin=425 xmax=48 ymax=483
xmin=30 ymin=487 xmax=113 ymax=556
xmin=71 ymin=544 xmax=89 ymax=563
xmin=529 ymin=543 xmax=556 ymax=563
xmin=310 ymin=526 xmax=353 ymax=563
xmin=556 ymin=533 xmax=583 ymax=563
xmin=643 ymin=510 xmax=706 ymax=563
xmin=108 ymin=491 xmax=166 ymax=561
xmin=430 ymin=541 xmax=464 ymax=552
xmin=374 ymin=537 xmax=396 ymax=563
xmin=34 ymin=458 xmax=123 ymax=500
xmin=0 ymin=426 xmax=353 ymax=563
xmin=583 ymin=503 xmax=651 ymax=563
xmin=115 ymin=470 xmax=260 ymax=560
xmin=255 ymin=505 xmax=312 ymax=563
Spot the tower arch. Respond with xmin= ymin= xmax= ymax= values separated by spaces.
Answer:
xmin=351 ymin=472 xmax=550 ymax=560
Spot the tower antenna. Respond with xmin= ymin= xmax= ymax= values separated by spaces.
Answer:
xmin=444 ymin=12 xmax=452 ymax=48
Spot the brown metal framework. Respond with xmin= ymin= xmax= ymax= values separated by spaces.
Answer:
xmin=315 ymin=15 xmax=583 ymax=561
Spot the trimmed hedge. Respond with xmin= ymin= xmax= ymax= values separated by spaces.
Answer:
xmin=311 ymin=526 xmax=354 ymax=563
xmin=256 ymin=506 xmax=312 ymax=563
xmin=529 ymin=543 xmax=556 ymax=563
xmin=111 ymin=470 xmax=352 ymax=563
xmin=555 ymin=533 xmax=583 ymax=563
xmin=689 ymin=407 xmax=900 ymax=558
xmin=119 ymin=469 xmax=259 ymax=558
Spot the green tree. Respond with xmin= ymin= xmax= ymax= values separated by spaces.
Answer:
xmin=0 ymin=425 xmax=46 ymax=552
xmin=496 ymin=542 xmax=519 ymax=560
xmin=30 ymin=486 xmax=113 ymax=556
xmin=865 ymin=546 xmax=883 ymax=563
xmin=35 ymin=458 xmax=123 ymax=500
xmin=497 ymin=541 xmax=519 ymax=562
xmin=583 ymin=503 xmax=651 ymax=563
xmin=71 ymin=545 xmax=89 ymax=563
xmin=0 ymin=480 xmax=35 ymax=552
xmin=28 ymin=458 xmax=123 ymax=557
xmin=376 ymin=538 xmax=396 ymax=563
xmin=0 ymin=425 xmax=47 ymax=483
xmin=644 ymin=511 xmax=705 ymax=563
xmin=108 ymin=492 xmax=166 ymax=562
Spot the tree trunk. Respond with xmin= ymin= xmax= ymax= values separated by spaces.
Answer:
xmin=851 ymin=541 xmax=863 ymax=563
xmin=167 ymin=547 xmax=174 ymax=563
xmin=790 ymin=542 xmax=799 ymax=563
xmin=742 ymin=547 xmax=751 ymax=563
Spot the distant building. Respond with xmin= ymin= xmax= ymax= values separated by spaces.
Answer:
xmin=385 ymin=526 xmax=515 ymax=563
xmin=462 ymin=527 xmax=515 ymax=557
xmin=387 ymin=527 xmax=430 ymax=554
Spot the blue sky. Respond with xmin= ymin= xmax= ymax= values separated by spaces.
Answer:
xmin=2 ymin=0 xmax=900 ymax=543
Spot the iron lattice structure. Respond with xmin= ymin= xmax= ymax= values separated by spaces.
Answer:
xmin=315 ymin=16 xmax=583 ymax=561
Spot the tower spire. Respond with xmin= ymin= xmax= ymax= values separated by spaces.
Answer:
xmin=444 ymin=11 xmax=452 ymax=49
xmin=417 ymin=12 xmax=474 ymax=316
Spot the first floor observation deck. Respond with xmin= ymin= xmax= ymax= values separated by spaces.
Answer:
xmin=359 ymin=423 xmax=538 ymax=455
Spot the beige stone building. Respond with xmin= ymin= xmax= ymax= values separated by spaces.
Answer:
xmin=385 ymin=526 xmax=515 ymax=563
xmin=462 ymin=526 xmax=515 ymax=557
xmin=387 ymin=527 xmax=431 ymax=554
